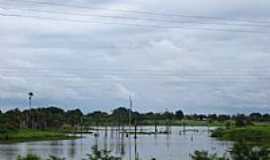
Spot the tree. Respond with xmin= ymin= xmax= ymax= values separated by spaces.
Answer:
xmin=175 ymin=110 xmax=184 ymax=120
xmin=28 ymin=92 xmax=34 ymax=108
xmin=111 ymin=107 xmax=130 ymax=125
xmin=249 ymin=113 xmax=262 ymax=121
xmin=5 ymin=108 xmax=22 ymax=129
xmin=28 ymin=92 xmax=34 ymax=129
xmin=66 ymin=109 xmax=83 ymax=127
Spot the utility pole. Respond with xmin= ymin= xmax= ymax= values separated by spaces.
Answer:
xmin=129 ymin=96 xmax=133 ymax=131
xmin=128 ymin=96 xmax=133 ymax=160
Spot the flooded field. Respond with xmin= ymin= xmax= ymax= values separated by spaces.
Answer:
xmin=0 ymin=126 xmax=232 ymax=160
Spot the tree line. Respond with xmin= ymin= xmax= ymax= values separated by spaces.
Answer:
xmin=0 ymin=106 xmax=269 ymax=132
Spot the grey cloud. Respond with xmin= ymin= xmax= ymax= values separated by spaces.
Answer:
xmin=0 ymin=0 xmax=270 ymax=113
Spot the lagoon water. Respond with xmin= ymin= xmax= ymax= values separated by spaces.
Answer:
xmin=0 ymin=126 xmax=232 ymax=160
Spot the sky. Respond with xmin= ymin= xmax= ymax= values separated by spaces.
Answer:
xmin=0 ymin=0 xmax=270 ymax=114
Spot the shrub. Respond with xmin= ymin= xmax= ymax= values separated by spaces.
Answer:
xmin=17 ymin=154 xmax=41 ymax=160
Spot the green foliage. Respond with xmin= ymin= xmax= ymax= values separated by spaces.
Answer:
xmin=0 ymin=129 xmax=73 ymax=142
xmin=191 ymin=151 xmax=226 ymax=160
xmin=85 ymin=145 xmax=121 ymax=160
xmin=230 ymin=141 xmax=270 ymax=160
xmin=211 ymin=126 xmax=270 ymax=143
xmin=17 ymin=154 xmax=41 ymax=160
xmin=175 ymin=110 xmax=184 ymax=120
xmin=16 ymin=155 xmax=65 ymax=160
xmin=191 ymin=141 xmax=270 ymax=160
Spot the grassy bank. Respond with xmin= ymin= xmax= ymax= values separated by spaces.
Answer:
xmin=109 ymin=119 xmax=226 ymax=126
xmin=0 ymin=129 xmax=77 ymax=143
xmin=212 ymin=125 xmax=270 ymax=144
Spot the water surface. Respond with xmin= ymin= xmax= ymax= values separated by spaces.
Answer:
xmin=0 ymin=126 xmax=231 ymax=160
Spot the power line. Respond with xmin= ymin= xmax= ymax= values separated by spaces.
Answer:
xmin=0 ymin=5 xmax=269 ymax=28
xmin=4 ymin=0 xmax=270 ymax=25
xmin=1 ymin=70 xmax=270 ymax=78
xmin=1 ymin=70 xmax=270 ymax=76
xmin=1 ymin=66 xmax=270 ymax=74
xmin=0 ymin=12 xmax=268 ymax=34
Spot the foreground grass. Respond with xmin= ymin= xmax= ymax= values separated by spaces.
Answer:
xmin=0 ymin=129 xmax=77 ymax=143
xmin=212 ymin=125 xmax=270 ymax=145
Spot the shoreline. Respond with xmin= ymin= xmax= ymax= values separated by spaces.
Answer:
xmin=0 ymin=129 xmax=79 ymax=144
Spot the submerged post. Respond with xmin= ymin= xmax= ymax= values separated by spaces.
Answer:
xmin=134 ymin=121 xmax=137 ymax=139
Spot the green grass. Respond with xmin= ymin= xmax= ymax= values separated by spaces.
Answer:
xmin=212 ymin=125 xmax=270 ymax=144
xmin=138 ymin=119 xmax=226 ymax=126
xmin=0 ymin=129 xmax=77 ymax=143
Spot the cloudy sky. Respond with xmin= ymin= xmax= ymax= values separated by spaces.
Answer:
xmin=0 ymin=0 xmax=270 ymax=113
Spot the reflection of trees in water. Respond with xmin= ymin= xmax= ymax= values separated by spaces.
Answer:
xmin=49 ymin=141 xmax=63 ymax=156
xmin=68 ymin=139 xmax=76 ymax=159
xmin=95 ymin=128 xmax=140 ymax=160
xmin=120 ymin=133 xmax=126 ymax=156
xmin=104 ymin=126 xmax=108 ymax=151
xmin=109 ymin=127 xmax=115 ymax=152
xmin=49 ymin=141 xmax=64 ymax=155
xmin=115 ymin=129 xmax=126 ymax=157
xmin=2 ymin=144 xmax=19 ymax=160
xmin=134 ymin=138 xmax=139 ymax=160
xmin=166 ymin=134 xmax=171 ymax=148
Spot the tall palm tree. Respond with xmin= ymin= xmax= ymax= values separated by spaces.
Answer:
xmin=28 ymin=92 xmax=34 ymax=128
xmin=28 ymin=92 xmax=34 ymax=108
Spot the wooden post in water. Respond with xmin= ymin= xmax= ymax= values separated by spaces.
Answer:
xmin=154 ymin=119 xmax=158 ymax=134
xmin=134 ymin=121 xmax=137 ymax=139
xmin=128 ymin=96 xmax=133 ymax=136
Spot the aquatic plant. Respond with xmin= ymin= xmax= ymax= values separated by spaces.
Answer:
xmin=16 ymin=154 xmax=65 ymax=160
xmin=84 ymin=145 xmax=121 ymax=160
xmin=191 ymin=141 xmax=270 ymax=160
xmin=190 ymin=151 xmax=226 ymax=160
xmin=17 ymin=154 xmax=41 ymax=160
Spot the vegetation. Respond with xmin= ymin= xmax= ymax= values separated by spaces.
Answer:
xmin=15 ymin=141 xmax=270 ymax=160
xmin=191 ymin=141 xmax=270 ymax=160
xmin=191 ymin=151 xmax=225 ymax=160
xmin=1 ymin=106 xmax=270 ymax=130
xmin=212 ymin=126 xmax=270 ymax=144
xmin=0 ymin=129 xmax=75 ymax=142
xmin=15 ymin=145 xmax=120 ymax=160
xmin=1 ymin=106 xmax=270 ymax=142
xmin=16 ymin=154 xmax=64 ymax=160
xmin=85 ymin=145 xmax=121 ymax=160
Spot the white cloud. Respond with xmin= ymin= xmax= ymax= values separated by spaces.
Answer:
xmin=0 ymin=0 xmax=270 ymax=113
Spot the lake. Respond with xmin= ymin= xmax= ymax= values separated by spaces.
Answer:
xmin=0 ymin=126 xmax=232 ymax=160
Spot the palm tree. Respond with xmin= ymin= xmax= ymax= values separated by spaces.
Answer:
xmin=28 ymin=92 xmax=34 ymax=108
xmin=28 ymin=92 xmax=34 ymax=128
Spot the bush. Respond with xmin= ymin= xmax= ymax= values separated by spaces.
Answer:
xmin=16 ymin=155 xmax=65 ymax=160
xmin=211 ymin=128 xmax=225 ymax=138
xmin=17 ymin=154 xmax=41 ymax=160
xmin=85 ymin=145 xmax=121 ymax=160
xmin=190 ymin=151 xmax=226 ymax=160
xmin=230 ymin=141 xmax=270 ymax=160
xmin=191 ymin=141 xmax=270 ymax=160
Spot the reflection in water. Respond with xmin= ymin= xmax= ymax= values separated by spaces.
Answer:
xmin=120 ymin=133 xmax=125 ymax=156
xmin=1 ymin=144 xmax=19 ymax=160
xmin=166 ymin=134 xmax=171 ymax=148
xmin=69 ymin=139 xmax=76 ymax=159
xmin=50 ymin=141 xmax=63 ymax=156
xmin=134 ymin=138 xmax=139 ymax=160
xmin=0 ymin=127 xmax=232 ymax=160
